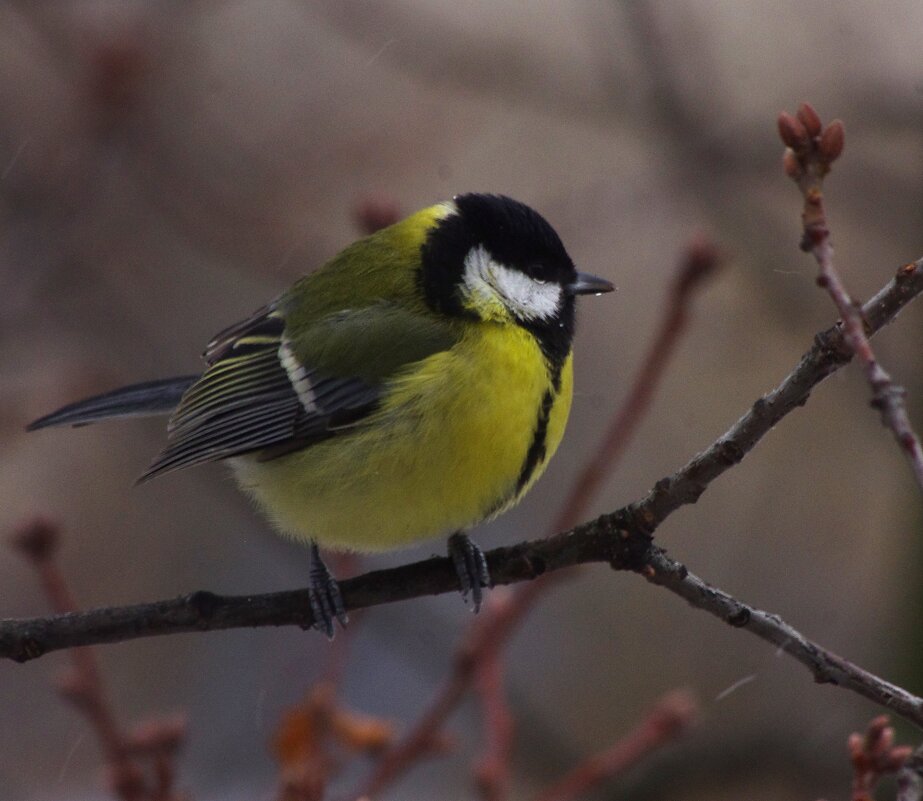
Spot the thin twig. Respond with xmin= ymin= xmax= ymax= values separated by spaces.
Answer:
xmin=351 ymin=589 xmax=524 ymax=800
xmin=472 ymin=607 xmax=516 ymax=801
xmin=552 ymin=235 xmax=721 ymax=533
xmin=126 ymin=718 xmax=187 ymax=801
xmin=780 ymin=102 xmax=923 ymax=491
xmin=897 ymin=744 xmax=923 ymax=801
xmin=643 ymin=551 xmax=923 ymax=728
xmin=10 ymin=517 xmax=185 ymax=801
xmin=353 ymin=194 xmax=402 ymax=236
xmin=626 ymin=258 xmax=923 ymax=531
xmin=844 ymin=716 xmax=914 ymax=801
xmin=347 ymin=574 xmax=560 ymax=801
xmin=531 ymin=690 xmax=697 ymax=801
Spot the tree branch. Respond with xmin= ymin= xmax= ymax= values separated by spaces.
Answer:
xmin=4 ymin=260 xmax=923 ymax=729
xmin=531 ymin=690 xmax=697 ymax=801
xmin=472 ymin=641 xmax=515 ymax=801
xmin=627 ymin=257 xmax=923 ymax=530
xmin=645 ymin=551 xmax=923 ymax=728
xmin=779 ymin=103 xmax=923 ymax=491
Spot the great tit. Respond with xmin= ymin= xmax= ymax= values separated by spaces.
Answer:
xmin=29 ymin=193 xmax=613 ymax=636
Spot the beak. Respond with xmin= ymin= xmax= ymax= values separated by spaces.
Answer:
xmin=566 ymin=271 xmax=614 ymax=296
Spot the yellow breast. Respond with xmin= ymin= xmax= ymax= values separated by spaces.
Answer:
xmin=231 ymin=325 xmax=574 ymax=552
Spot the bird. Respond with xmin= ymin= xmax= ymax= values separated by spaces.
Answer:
xmin=28 ymin=193 xmax=613 ymax=636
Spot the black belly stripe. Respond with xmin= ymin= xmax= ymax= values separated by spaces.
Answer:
xmin=513 ymin=361 xmax=563 ymax=496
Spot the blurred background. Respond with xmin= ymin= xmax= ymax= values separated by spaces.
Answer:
xmin=2 ymin=1 xmax=922 ymax=799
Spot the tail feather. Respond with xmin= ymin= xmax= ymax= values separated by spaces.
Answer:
xmin=27 ymin=376 xmax=198 ymax=431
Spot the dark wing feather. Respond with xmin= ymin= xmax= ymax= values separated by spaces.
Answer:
xmin=139 ymin=307 xmax=381 ymax=482
xmin=202 ymin=303 xmax=282 ymax=364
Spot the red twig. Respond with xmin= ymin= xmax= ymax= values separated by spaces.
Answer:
xmin=13 ymin=517 xmax=144 ymax=800
xmin=846 ymin=716 xmax=913 ymax=801
xmin=531 ymin=690 xmax=698 ymax=801
xmin=10 ymin=517 xmax=186 ymax=801
xmin=349 ymin=590 xmax=522 ymax=800
xmin=472 ymin=600 xmax=516 ymax=801
xmin=353 ymin=194 xmax=402 ymax=235
xmin=126 ymin=718 xmax=187 ymax=801
xmin=552 ymin=235 xmax=722 ymax=533
xmin=779 ymin=102 xmax=923 ymax=492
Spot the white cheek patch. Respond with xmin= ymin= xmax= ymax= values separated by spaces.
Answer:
xmin=462 ymin=245 xmax=562 ymax=322
xmin=492 ymin=262 xmax=562 ymax=321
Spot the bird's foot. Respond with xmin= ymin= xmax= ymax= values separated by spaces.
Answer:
xmin=448 ymin=531 xmax=490 ymax=613
xmin=308 ymin=543 xmax=348 ymax=638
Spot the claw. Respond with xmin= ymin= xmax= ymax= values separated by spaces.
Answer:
xmin=448 ymin=531 xmax=490 ymax=612
xmin=308 ymin=543 xmax=348 ymax=638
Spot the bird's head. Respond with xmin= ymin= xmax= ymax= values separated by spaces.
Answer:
xmin=418 ymin=193 xmax=613 ymax=362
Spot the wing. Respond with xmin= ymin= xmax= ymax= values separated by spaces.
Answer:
xmin=139 ymin=302 xmax=457 ymax=481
